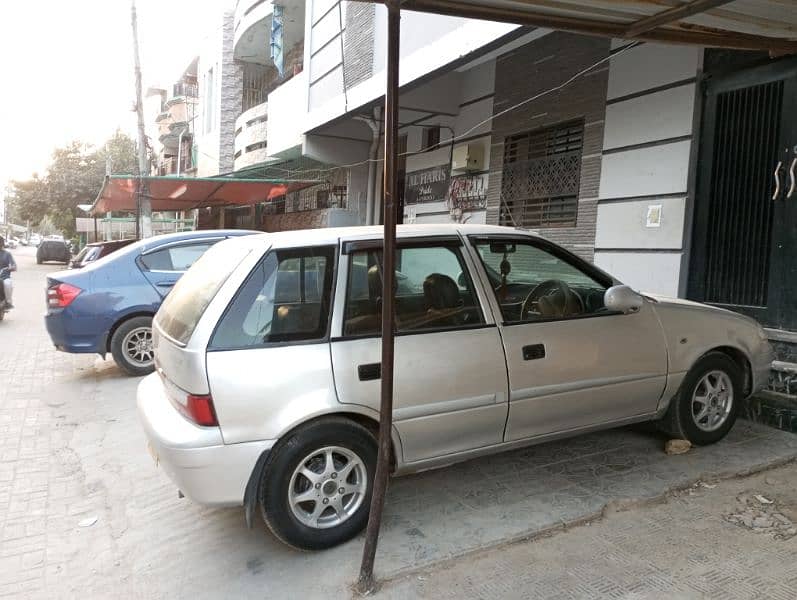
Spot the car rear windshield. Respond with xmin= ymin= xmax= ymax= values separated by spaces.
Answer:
xmin=156 ymin=242 xmax=252 ymax=345
xmin=74 ymin=246 xmax=100 ymax=264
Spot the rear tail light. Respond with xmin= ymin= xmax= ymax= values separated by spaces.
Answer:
xmin=160 ymin=371 xmax=218 ymax=427
xmin=184 ymin=394 xmax=218 ymax=427
xmin=47 ymin=282 xmax=82 ymax=308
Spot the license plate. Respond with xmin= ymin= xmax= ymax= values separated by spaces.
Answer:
xmin=147 ymin=441 xmax=160 ymax=467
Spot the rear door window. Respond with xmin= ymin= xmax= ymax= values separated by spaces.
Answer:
xmin=210 ymin=246 xmax=336 ymax=349
xmin=140 ymin=242 xmax=215 ymax=272
xmin=343 ymin=243 xmax=484 ymax=336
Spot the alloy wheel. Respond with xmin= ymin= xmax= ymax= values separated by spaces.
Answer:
xmin=691 ymin=370 xmax=733 ymax=432
xmin=288 ymin=446 xmax=368 ymax=530
xmin=122 ymin=326 xmax=154 ymax=367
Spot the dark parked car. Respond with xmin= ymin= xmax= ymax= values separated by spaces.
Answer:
xmin=37 ymin=240 xmax=72 ymax=265
xmin=44 ymin=229 xmax=258 ymax=376
xmin=70 ymin=239 xmax=136 ymax=269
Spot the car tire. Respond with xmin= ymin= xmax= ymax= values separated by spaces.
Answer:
xmin=658 ymin=352 xmax=743 ymax=446
xmin=259 ymin=417 xmax=377 ymax=551
xmin=110 ymin=316 xmax=155 ymax=376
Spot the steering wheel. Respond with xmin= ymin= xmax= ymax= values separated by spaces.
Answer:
xmin=521 ymin=279 xmax=584 ymax=320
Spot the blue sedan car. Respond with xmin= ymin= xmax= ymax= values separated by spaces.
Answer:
xmin=45 ymin=229 xmax=257 ymax=375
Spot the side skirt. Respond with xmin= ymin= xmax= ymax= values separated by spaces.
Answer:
xmin=393 ymin=412 xmax=659 ymax=477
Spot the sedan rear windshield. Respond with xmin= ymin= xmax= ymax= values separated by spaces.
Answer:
xmin=156 ymin=242 xmax=252 ymax=345
xmin=74 ymin=246 xmax=100 ymax=264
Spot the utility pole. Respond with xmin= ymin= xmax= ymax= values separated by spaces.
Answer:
xmin=131 ymin=0 xmax=152 ymax=238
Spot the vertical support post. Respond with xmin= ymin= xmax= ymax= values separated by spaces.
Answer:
xmin=357 ymin=0 xmax=400 ymax=594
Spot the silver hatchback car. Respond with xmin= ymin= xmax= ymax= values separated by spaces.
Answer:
xmin=138 ymin=224 xmax=772 ymax=550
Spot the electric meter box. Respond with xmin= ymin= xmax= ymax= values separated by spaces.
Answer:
xmin=451 ymin=143 xmax=485 ymax=172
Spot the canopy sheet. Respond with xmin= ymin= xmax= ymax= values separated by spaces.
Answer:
xmin=388 ymin=0 xmax=797 ymax=54
xmin=90 ymin=175 xmax=316 ymax=214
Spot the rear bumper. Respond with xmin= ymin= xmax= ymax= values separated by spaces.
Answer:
xmin=44 ymin=310 xmax=104 ymax=354
xmin=136 ymin=373 xmax=274 ymax=507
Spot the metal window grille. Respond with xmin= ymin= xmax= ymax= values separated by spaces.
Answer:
xmin=500 ymin=120 xmax=584 ymax=228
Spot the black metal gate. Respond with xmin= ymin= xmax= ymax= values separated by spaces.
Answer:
xmin=689 ymin=57 xmax=797 ymax=331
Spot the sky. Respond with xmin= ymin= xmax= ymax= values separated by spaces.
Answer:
xmin=0 ymin=0 xmax=229 ymax=190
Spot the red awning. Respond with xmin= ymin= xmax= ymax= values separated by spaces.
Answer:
xmin=90 ymin=175 xmax=317 ymax=214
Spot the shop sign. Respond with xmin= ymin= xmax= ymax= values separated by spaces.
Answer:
xmin=405 ymin=164 xmax=450 ymax=204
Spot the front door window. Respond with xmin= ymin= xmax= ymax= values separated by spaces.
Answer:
xmin=472 ymin=239 xmax=611 ymax=322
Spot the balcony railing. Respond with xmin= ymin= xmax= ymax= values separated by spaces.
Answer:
xmin=173 ymin=82 xmax=198 ymax=98
xmin=243 ymin=87 xmax=265 ymax=113
xmin=159 ymin=153 xmax=193 ymax=176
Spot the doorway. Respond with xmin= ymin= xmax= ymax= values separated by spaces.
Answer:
xmin=689 ymin=54 xmax=797 ymax=332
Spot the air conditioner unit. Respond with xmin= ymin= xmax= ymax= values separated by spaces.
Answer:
xmin=451 ymin=143 xmax=484 ymax=172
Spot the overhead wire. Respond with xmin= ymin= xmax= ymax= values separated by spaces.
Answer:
xmin=248 ymin=40 xmax=643 ymax=182
xmin=171 ymin=38 xmax=643 ymax=226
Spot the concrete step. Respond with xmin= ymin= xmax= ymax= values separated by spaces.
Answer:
xmin=772 ymin=361 xmax=797 ymax=374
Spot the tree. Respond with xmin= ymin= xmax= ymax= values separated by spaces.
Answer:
xmin=97 ymin=130 xmax=139 ymax=176
xmin=8 ymin=174 xmax=49 ymax=226
xmin=9 ymin=131 xmax=139 ymax=237
xmin=37 ymin=215 xmax=57 ymax=236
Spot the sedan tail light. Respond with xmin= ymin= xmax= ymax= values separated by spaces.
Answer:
xmin=47 ymin=282 xmax=82 ymax=308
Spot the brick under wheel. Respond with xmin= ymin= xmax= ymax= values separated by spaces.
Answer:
xmin=259 ymin=418 xmax=377 ymax=551
xmin=110 ymin=316 xmax=155 ymax=376
xmin=658 ymin=352 xmax=743 ymax=446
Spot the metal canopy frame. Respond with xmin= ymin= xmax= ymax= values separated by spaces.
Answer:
xmin=355 ymin=0 xmax=795 ymax=592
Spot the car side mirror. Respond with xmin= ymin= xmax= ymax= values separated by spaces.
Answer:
xmin=604 ymin=285 xmax=643 ymax=314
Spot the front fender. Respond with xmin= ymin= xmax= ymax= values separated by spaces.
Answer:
xmin=650 ymin=296 xmax=772 ymax=399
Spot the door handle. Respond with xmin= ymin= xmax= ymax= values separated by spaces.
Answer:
xmin=772 ymin=161 xmax=783 ymax=200
xmin=156 ymin=281 xmax=178 ymax=287
xmin=522 ymin=344 xmax=546 ymax=361
xmin=787 ymin=157 xmax=797 ymax=199
xmin=358 ymin=363 xmax=381 ymax=381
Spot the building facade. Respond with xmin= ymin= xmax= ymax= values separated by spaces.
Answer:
xmin=155 ymin=2 xmax=795 ymax=403
xmin=251 ymin=2 xmax=796 ymax=405
xmin=194 ymin=9 xmax=241 ymax=177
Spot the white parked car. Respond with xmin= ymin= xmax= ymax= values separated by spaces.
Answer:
xmin=137 ymin=224 xmax=773 ymax=550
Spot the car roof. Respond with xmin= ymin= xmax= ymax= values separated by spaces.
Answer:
xmin=87 ymin=239 xmax=135 ymax=247
xmin=76 ymin=229 xmax=260 ymax=271
xmin=223 ymin=224 xmax=542 ymax=252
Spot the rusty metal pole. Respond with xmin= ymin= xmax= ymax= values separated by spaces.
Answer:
xmin=357 ymin=0 xmax=400 ymax=594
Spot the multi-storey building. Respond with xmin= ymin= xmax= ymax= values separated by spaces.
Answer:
xmin=255 ymin=1 xmax=797 ymax=412
xmin=146 ymin=59 xmax=199 ymax=177
xmin=149 ymin=2 xmax=795 ymax=409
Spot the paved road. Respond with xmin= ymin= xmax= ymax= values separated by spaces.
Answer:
xmin=0 ymin=246 xmax=795 ymax=599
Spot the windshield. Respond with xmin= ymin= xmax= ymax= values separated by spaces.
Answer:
xmin=156 ymin=242 xmax=252 ymax=345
